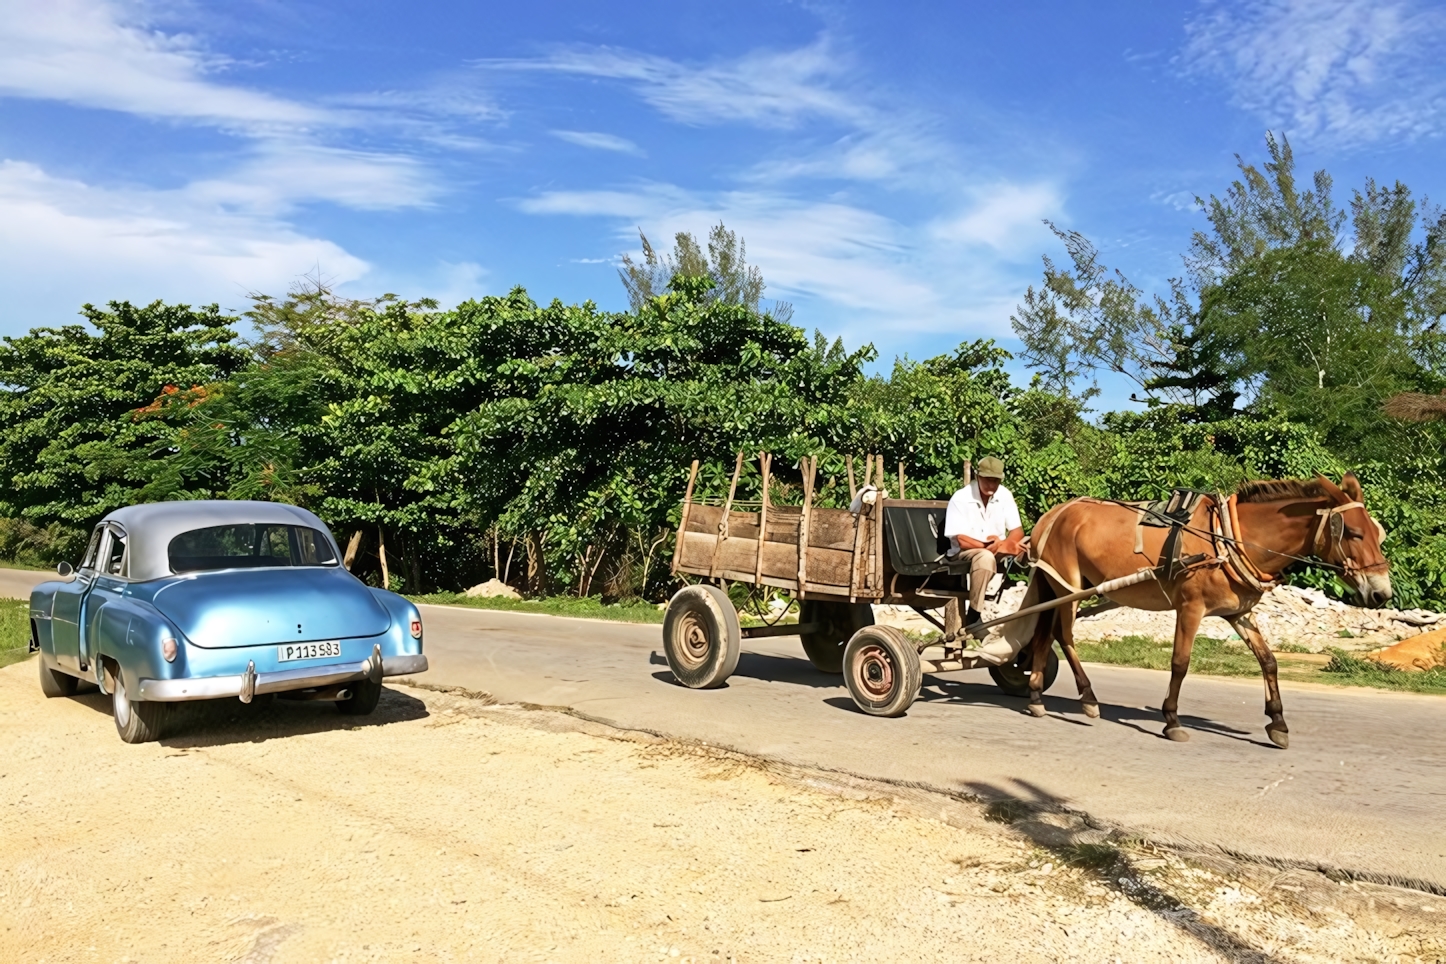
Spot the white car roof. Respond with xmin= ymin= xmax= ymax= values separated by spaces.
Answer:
xmin=100 ymin=500 xmax=341 ymax=582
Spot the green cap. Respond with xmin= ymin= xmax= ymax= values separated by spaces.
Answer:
xmin=976 ymin=456 xmax=1005 ymax=479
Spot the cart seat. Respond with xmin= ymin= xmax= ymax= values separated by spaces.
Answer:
xmin=882 ymin=502 xmax=956 ymax=576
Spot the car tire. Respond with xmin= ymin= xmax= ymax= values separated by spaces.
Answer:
xmin=661 ymin=584 xmax=741 ymax=689
xmin=337 ymin=677 xmax=383 ymax=715
xmin=988 ymin=646 xmax=1061 ymax=698
xmin=843 ymin=625 xmax=922 ymax=717
xmin=109 ymin=667 xmax=171 ymax=744
xmin=798 ymin=601 xmax=874 ymax=674
xmin=38 ymin=657 xmax=78 ymax=698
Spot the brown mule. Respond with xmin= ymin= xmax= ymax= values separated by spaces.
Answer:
xmin=1013 ymin=473 xmax=1391 ymax=747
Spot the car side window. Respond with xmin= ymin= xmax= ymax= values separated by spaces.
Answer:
xmin=102 ymin=530 xmax=127 ymax=577
xmin=80 ymin=528 xmax=103 ymax=572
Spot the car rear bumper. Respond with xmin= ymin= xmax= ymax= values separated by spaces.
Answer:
xmin=137 ymin=653 xmax=428 ymax=702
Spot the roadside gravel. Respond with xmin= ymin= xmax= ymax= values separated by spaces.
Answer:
xmin=2 ymin=659 xmax=1441 ymax=963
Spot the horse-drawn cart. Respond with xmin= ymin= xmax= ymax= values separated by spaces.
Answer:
xmin=664 ymin=452 xmax=1155 ymax=716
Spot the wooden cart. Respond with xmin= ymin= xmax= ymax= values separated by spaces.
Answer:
xmin=663 ymin=452 xmax=1118 ymax=716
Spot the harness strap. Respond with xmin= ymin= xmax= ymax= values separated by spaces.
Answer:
xmin=1314 ymin=501 xmax=1364 ymax=557
xmin=1217 ymin=494 xmax=1275 ymax=594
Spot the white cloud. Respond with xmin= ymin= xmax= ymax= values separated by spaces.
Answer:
xmin=930 ymin=184 xmax=1062 ymax=251
xmin=0 ymin=0 xmax=328 ymax=130
xmin=550 ymin=130 xmax=644 ymax=155
xmin=0 ymin=160 xmax=370 ymax=329
xmin=1182 ymin=0 xmax=1446 ymax=145
xmin=486 ymin=37 xmax=862 ymax=129
xmin=186 ymin=141 xmax=437 ymax=213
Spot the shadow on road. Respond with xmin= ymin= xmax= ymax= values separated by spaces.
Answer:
xmin=963 ymin=776 xmax=1289 ymax=964
xmin=66 ymin=686 xmax=430 ymax=747
xmin=912 ymin=674 xmax=1278 ymax=747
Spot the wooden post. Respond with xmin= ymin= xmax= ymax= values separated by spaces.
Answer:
xmin=671 ymin=459 xmax=701 ymax=575
xmin=897 ymin=462 xmax=906 ymax=500
xmin=754 ymin=452 xmax=771 ymax=584
xmin=797 ymin=456 xmax=814 ymax=590
xmin=962 ymin=459 xmax=973 ymax=487
xmin=846 ymin=455 xmax=856 ymax=498
xmin=343 ymin=530 xmax=363 ymax=571
xmin=378 ymin=527 xmax=390 ymax=590
xmin=710 ymin=451 xmax=745 ymax=578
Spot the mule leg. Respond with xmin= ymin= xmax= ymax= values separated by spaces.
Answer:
xmin=1229 ymin=612 xmax=1289 ymax=749
xmin=1026 ymin=610 xmax=1056 ymax=718
xmin=1054 ymin=601 xmax=1099 ymax=718
xmin=1161 ymin=605 xmax=1204 ymax=742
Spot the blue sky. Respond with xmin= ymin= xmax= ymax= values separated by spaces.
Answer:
xmin=1 ymin=0 xmax=1443 ymax=383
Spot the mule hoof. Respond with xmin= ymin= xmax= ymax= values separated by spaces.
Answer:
xmin=1027 ymin=702 xmax=1047 ymax=718
xmin=1082 ymin=702 xmax=1100 ymax=719
xmin=1267 ymin=727 xmax=1290 ymax=750
xmin=1164 ymin=726 xmax=1190 ymax=742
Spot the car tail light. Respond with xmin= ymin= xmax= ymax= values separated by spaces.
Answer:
xmin=409 ymin=618 xmax=422 ymax=639
xmin=162 ymin=637 xmax=178 ymax=662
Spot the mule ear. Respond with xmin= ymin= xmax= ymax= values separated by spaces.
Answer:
xmin=1313 ymin=472 xmax=1349 ymax=503
xmin=1341 ymin=471 xmax=1364 ymax=502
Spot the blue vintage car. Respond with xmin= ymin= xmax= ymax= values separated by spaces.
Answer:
xmin=28 ymin=500 xmax=428 ymax=742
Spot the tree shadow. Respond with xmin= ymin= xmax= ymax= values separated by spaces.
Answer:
xmin=57 ymin=686 xmax=431 ymax=747
xmin=962 ymin=777 xmax=1290 ymax=964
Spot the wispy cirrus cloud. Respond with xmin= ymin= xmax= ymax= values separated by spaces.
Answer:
xmin=550 ymin=130 xmax=644 ymax=155
xmin=0 ymin=0 xmax=328 ymax=129
xmin=1181 ymin=0 xmax=1446 ymax=146
xmin=486 ymin=37 xmax=862 ymax=129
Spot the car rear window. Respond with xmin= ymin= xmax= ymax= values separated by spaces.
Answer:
xmin=168 ymin=524 xmax=339 ymax=573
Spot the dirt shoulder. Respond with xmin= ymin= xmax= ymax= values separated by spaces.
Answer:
xmin=2 ymin=659 xmax=1442 ymax=964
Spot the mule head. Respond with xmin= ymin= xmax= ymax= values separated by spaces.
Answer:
xmin=1312 ymin=471 xmax=1392 ymax=607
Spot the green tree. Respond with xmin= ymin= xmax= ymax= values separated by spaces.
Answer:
xmin=618 ymin=222 xmax=794 ymax=323
xmin=0 ymin=301 xmax=250 ymax=558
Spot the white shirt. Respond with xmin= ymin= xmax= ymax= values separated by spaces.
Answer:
xmin=943 ymin=481 xmax=1022 ymax=554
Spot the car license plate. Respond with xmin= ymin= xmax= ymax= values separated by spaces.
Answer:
xmin=277 ymin=640 xmax=341 ymax=662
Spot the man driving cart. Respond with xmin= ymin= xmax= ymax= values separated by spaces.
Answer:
xmin=943 ymin=456 xmax=1027 ymax=632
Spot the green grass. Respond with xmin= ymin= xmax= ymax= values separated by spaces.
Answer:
xmin=409 ymin=592 xmax=667 ymax=624
xmin=1319 ymin=648 xmax=1446 ymax=695
xmin=0 ymin=598 xmax=33 ymax=669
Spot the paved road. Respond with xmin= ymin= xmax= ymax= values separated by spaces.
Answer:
xmin=413 ymin=603 xmax=1446 ymax=892
xmin=6 ymin=568 xmax=1440 ymax=890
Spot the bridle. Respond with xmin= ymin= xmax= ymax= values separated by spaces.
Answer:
xmin=1314 ymin=500 xmax=1390 ymax=576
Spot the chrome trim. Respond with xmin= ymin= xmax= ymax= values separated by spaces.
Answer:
xmin=239 ymin=660 xmax=257 ymax=704
xmin=382 ymin=654 xmax=428 ymax=676
xmin=137 ymin=653 xmax=428 ymax=702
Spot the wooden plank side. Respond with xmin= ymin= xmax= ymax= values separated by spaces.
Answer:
xmin=679 ymin=532 xmax=855 ymax=587
xmin=670 ymin=459 xmax=701 ymax=575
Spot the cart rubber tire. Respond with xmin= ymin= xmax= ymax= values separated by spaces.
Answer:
xmin=338 ymin=676 xmax=383 ymax=715
xmin=109 ymin=666 xmax=171 ymax=744
xmin=843 ymin=625 xmax=922 ymax=717
xmin=662 ymin=585 xmax=741 ymax=689
xmin=988 ymin=646 xmax=1060 ymax=698
xmin=39 ymin=657 xmax=78 ymax=698
xmin=799 ymin=601 xmax=874 ymax=674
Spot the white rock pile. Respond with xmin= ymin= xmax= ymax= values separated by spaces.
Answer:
xmin=877 ymin=581 xmax=1442 ymax=652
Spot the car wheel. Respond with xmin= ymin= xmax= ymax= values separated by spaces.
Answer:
xmin=38 ymin=657 xmax=78 ymax=698
xmin=109 ymin=667 xmax=171 ymax=744
xmin=337 ymin=677 xmax=383 ymax=715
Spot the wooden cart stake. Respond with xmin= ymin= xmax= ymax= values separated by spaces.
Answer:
xmin=671 ymin=459 xmax=700 ymax=575
xmin=710 ymin=451 xmax=745 ymax=579
xmin=754 ymin=451 xmax=771 ymax=584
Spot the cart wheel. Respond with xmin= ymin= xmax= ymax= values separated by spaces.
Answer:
xmin=799 ymin=601 xmax=874 ymax=674
xmin=988 ymin=645 xmax=1060 ymax=698
xmin=662 ymin=585 xmax=741 ymax=689
xmin=843 ymin=625 xmax=921 ymax=717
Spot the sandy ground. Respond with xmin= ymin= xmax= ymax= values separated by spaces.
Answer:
xmin=2 ymin=660 xmax=1443 ymax=964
